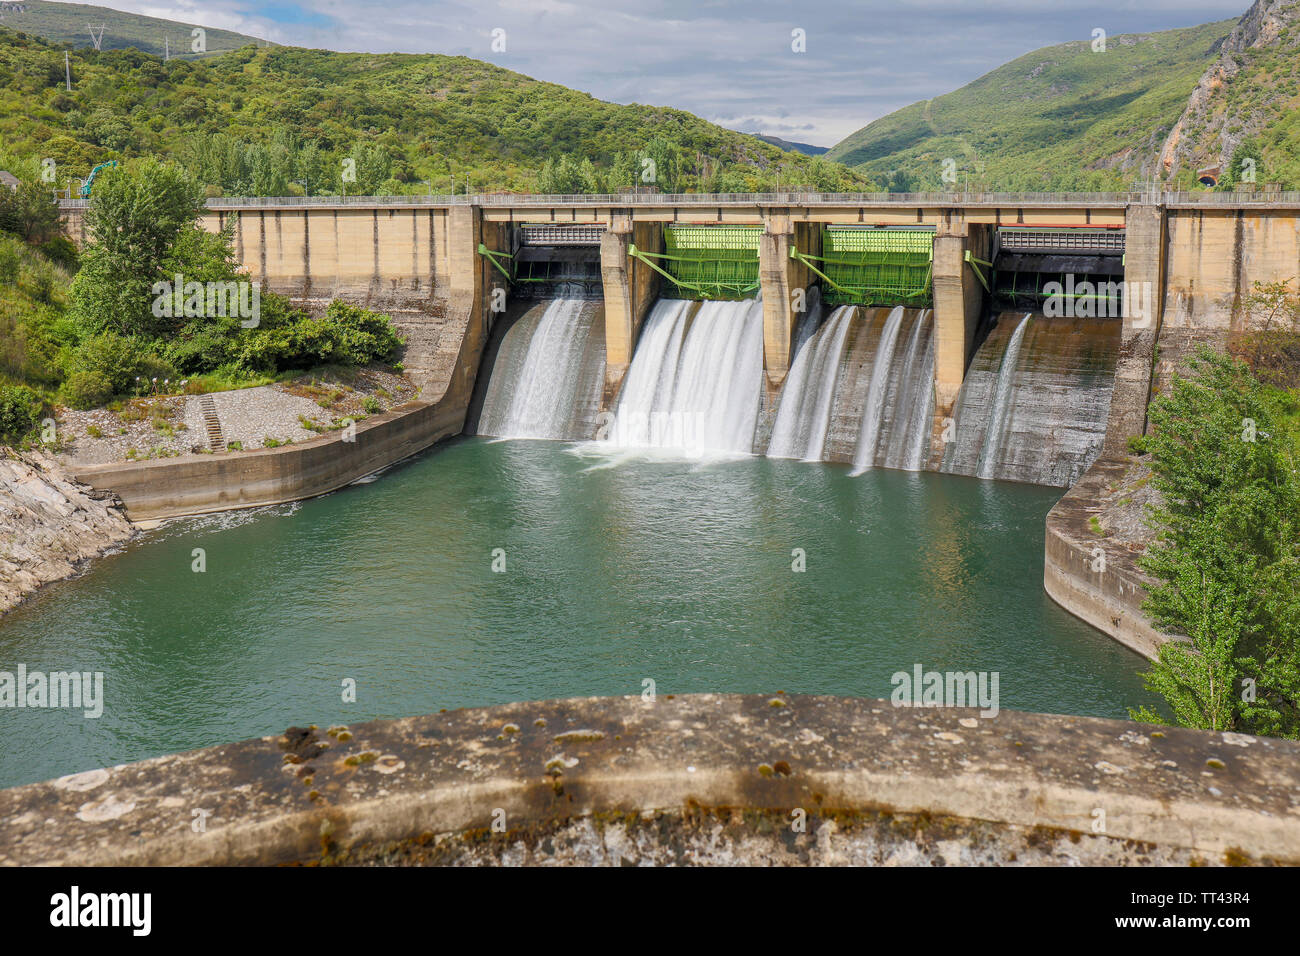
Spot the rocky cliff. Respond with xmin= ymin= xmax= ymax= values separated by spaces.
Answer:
xmin=1159 ymin=0 xmax=1300 ymax=182
xmin=0 ymin=450 xmax=133 ymax=615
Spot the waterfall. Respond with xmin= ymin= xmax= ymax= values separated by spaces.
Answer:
xmin=768 ymin=306 xmax=854 ymax=461
xmin=764 ymin=306 xmax=935 ymax=472
xmin=907 ymin=318 xmax=937 ymax=470
xmin=850 ymin=306 xmax=906 ymax=474
xmin=607 ymin=298 xmax=765 ymax=455
xmin=941 ymin=313 xmax=1120 ymax=486
xmin=476 ymin=298 xmax=605 ymax=440
xmin=976 ymin=313 xmax=1030 ymax=479
xmin=789 ymin=285 xmax=826 ymax=359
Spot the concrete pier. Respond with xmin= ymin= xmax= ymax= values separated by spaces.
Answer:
xmin=930 ymin=217 xmax=993 ymax=461
xmin=758 ymin=215 xmax=820 ymax=394
xmin=599 ymin=217 xmax=661 ymax=409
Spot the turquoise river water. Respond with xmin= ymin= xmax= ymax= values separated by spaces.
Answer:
xmin=0 ymin=437 xmax=1155 ymax=789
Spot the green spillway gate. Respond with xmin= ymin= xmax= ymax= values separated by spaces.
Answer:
xmin=652 ymin=225 xmax=761 ymax=300
xmin=814 ymin=228 xmax=934 ymax=306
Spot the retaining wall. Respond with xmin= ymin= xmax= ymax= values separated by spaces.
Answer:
xmin=1 ymin=694 xmax=1295 ymax=867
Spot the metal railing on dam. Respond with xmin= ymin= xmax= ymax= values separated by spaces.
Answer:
xmin=55 ymin=189 xmax=1300 ymax=211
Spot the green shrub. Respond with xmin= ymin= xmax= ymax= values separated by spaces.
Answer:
xmin=64 ymin=332 xmax=177 ymax=396
xmin=1126 ymin=433 xmax=1151 ymax=455
xmin=363 ymin=396 xmax=382 ymax=414
xmin=39 ymin=237 xmax=79 ymax=272
xmin=0 ymin=384 xmax=45 ymax=443
xmin=0 ymin=242 xmax=20 ymax=283
xmin=60 ymin=369 xmax=114 ymax=409
xmin=235 ymin=299 xmax=403 ymax=374
xmin=28 ymin=269 xmax=54 ymax=305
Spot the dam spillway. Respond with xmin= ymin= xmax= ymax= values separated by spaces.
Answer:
xmin=767 ymin=305 xmax=935 ymax=472
xmin=470 ymin=293 xmax=1119 ymax=490
xmin=940 ymin=313 xmax=1121 ymax=487
xmin=473 ymin=298 xmax=606 ymax=441
xmin=608 ymin=298 xmax=766 ymax=456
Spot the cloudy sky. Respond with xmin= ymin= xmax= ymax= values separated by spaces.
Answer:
xmin=99 ymin=0 xmax=1249 ymax=146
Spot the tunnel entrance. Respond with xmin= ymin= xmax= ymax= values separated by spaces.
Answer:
xmin=510 ymin=224 xmax=604 ymax=299
xmin=993 ymin=227 xmax=1126 ymax=317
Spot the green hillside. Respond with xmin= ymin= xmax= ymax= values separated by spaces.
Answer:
xmin=828 ymin=20 xmax=1234 ymax=191
xmin=0 ymin=0 xmax=269 ymax=58
xmin=1159 ymin=1 xmax=1300 ymax=189
xmin=0 ymin=25 xmax=866 ymax=196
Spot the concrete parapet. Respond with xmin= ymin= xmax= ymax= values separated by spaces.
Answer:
xmin=2 ymin=693 xmax=1295 ymax=866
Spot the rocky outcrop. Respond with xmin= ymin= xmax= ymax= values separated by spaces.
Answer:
xmin=0 ymin=449 xmax=133 ymax=615
xmin=1158 ymin=0 xmax=1300 ymax=179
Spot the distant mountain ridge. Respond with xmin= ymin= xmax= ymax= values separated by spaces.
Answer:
xmin=749 ymin=134 xmax=828 ymax=156
xmin=827 ymin=19 xmax=1236 ymax=190
xmin=0 ymin=0 xmax=269 ymax=58
xmin=0 ymin=21 xmax=866 ymax=196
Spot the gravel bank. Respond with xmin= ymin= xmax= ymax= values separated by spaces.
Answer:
xmin=57 ymin=367 xmax=418 ymax=465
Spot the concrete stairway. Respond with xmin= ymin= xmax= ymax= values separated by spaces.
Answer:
xmin=198 ymin=395 xmax=225 ymax=452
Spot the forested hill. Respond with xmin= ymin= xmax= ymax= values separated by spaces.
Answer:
xmin=0 ymin=0 xmax=269 ymax=58
xmin=827 ymin=19 xmax=1235 ymax=191
xmin=0 ymin=28 xmax=868 ymax=196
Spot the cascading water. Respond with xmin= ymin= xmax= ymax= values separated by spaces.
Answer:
xmin=476 ymin=298 xmax=605 ymax=440
xmin=942 ymin=312 xmax=1121 ymax=486
xmin=765 ymin=306 xmax=935 ymax=472
xmin=878 ymin=309 xmax=935 ymax=472
xmin=975 ymin=314 xmax=1030 ymax=479
xmin=767 ymin=306 xmax=855 ymax=461
xmin=608 ymin=298 xmax=765 ymax=455
xmin=850 ymin=306 xmax=906 ymax=474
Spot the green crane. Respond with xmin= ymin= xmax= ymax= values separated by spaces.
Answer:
xmin=79 ymin=161 xmax=118 ymax=198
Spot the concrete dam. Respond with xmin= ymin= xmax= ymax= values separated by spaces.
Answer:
xmin=68 ymin=191 xmax=1275 ymax=479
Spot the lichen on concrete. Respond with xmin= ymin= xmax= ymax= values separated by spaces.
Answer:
xmin=1 ymin=694 xmax=1297 ymax=867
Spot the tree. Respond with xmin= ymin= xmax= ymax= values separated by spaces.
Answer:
xmin=536 ymin=154 xmax=594 ymax=194
xmin=349 ymin=143 xmax=392 ymax=195
xmin=641 ymin=135 xmax=682 ymax=192
xmin=0 ymin=176 xmax=60 ymax=242
xmin=70 ymin=159 xmax=206 ymax=337
xmin=1241 ymin=278 xmax=1300 ymax=332
xmin=1131 ymin=350 xmax=1300 ymax=738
